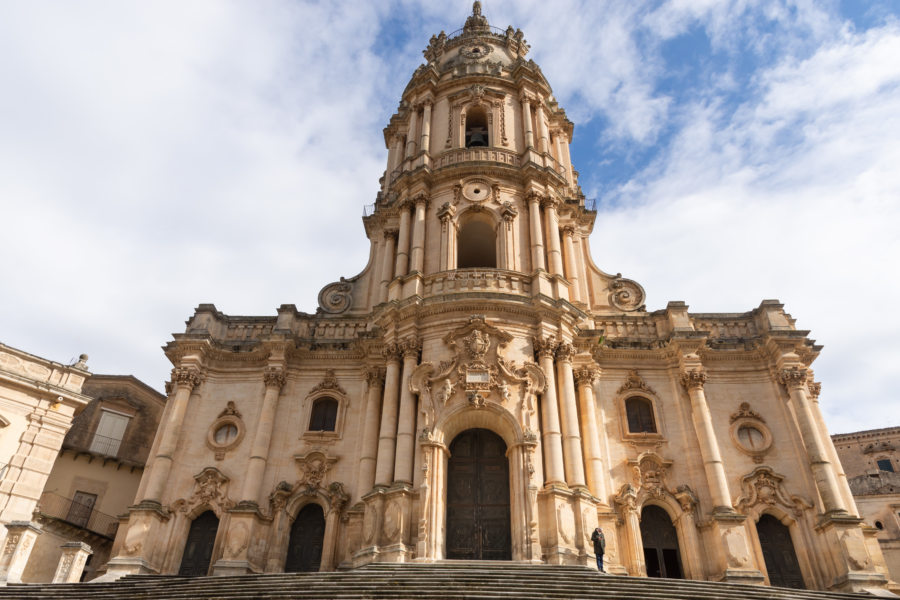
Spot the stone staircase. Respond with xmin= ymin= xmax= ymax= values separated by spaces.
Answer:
xmin=0 ymin=562 xmax=888 ymax=599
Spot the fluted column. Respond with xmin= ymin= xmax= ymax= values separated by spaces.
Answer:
xmin=437 ymin=203 xmax=456 ymax=270
xmin=240 ymin=366 xmax=285 ymax=504
xmin=575 ymin=367 xmax=607 ymax=501
xmin=680 ymin=368 xmax=732 ymax=511
xmin=779 ymin=367 xmax=847 ymax=513
xmin=554 ymin=343 xmax=586 ymax=488
xmin=394 ymin=200 xmax=412 ymax=276
xmin=534 ymin=337 xmax=564 ymax=485
xmin=527 ymin=193 xmax=546 ymax=271
xmin=379 ymin=230 xmax=397 ymax=303
xmin=500 ymin=204 xmax=517 ymax=270
xmin=420 ymin=100 xmax=432 ymax=155
xmin=357 ymin=367 xmax=385 ymax=494
xmin=374 ymin=344 xmax=402 ymax=487
xmin=535 ymin=101 xmax=549 ymax=155
xmin=561 ymin=226 xmax=581 ymax=303
xmin=520 ymin=95 xmax=535 ymax=148
xmin=405 ymin=105 xmax=418 ymax=159
xmin=142 ymin=366 xmax=202 ymax=503
xmin=409 ymin=195 xmax=428 ymax=273
xmin=542 ymin=197 xmax=564 ymax=276
xmin=393 ymin=337 xmax=421 ymax=485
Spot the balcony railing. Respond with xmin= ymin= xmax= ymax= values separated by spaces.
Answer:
xmin=433 ymin=147 xmax=520 ymax=171
xmin=423 ymin=268 xmax=531 ymax=297
xmin=89 ymin=433 xmax=122 ymax=457
xmin=37 ymin=492 xmax=120 ymax=539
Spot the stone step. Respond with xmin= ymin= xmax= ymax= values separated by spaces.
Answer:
xmin=0 ymin=563 xmax=875 ymax=600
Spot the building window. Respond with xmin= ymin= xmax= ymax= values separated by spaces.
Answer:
xmin=465 ymin=106 xmax=489 ymax=147
xmin=457 ymin=219 xmax=497 ymax=268
xmin=625 ymin=397 xmax=657 ymax=433
xmin=737 ymin=425 xmax=766 ymax=450
xmin=214 ymin=424 xmax=238 ymax=445
xmin=309 ymin=397 xmax=338 ymax=432
xmin=877 ymin=459 xmax=894 ymax=472
xmin=90 ymin=410 xmax=131 ymax=456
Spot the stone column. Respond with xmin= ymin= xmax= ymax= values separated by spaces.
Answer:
xmin=534 ymin=337 xmax=565 ymax=486
xmin=808 ymin=380 xmax=857 ymax=514
xmin=554 ymin=343 xmax=586 ymax=488
xmin=680 ymin=368 xmax=733 ymax=511
xmin=409 ymin=195 xmax=428 ymax=274
xmin=374 ymin=344 xmax=402 ymax=486
xmin=437 ymin=203 xmax=456 ymax=271
xmin=394 ymin=200 xmax=412 ymax=277
xmin=393 ymin=337 xmax=421 ymax=485
xmin=379 ymin=230 xmax=397 ymax=303
xmin=553 ymin=130 xmax=566 ymax=177
xmin=358 ymin=367 xmax=385 ymax=494
xmin=542 ymin=197 xmax=564 ymax=276
xmin=534 ymin=101 xmax=549 ymax=154
xmin=779 ymin=367 xmax=847 ymax=513
xmin=561 ymin=226 xmax=581 ymax=303
xmin=499 ymin=205 xmax=517 ymax=271
xmin=527 ymin=193 xmax=546 ymax=271
xmin=52 ymin=541 xmax=92 ymax=584
xmin=575 ymin=367 xmax=607 ymax=502
xmin=0 ymin=521 xmax=42 ymax=584
xmin=405 ymin=105 xmax=418 ymax=159
xmin=420 ymin=100 xmax=432 ymax=156
xmin=142 ymin=366 xmax=202 ymax=503
xmin=240 ymin=366 xmax=285 ymax=505
xmin=520 ymin=95 xmax=535 ymax=148
xmin=574 ymin=236 xmax=590 ymax=304
xmin=616 ymin=492 xmax=645 ymax=576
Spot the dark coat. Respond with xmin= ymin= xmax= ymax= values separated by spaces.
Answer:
xmin=591 ymin=528 xmax=606 ymax=554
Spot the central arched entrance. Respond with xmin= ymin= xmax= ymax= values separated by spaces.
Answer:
xmin=446 ymin=428 xmax=511 ymax=560
xmin=757 ymin=514 xmax=804 ymax=589
xmin=640 ymin=505 xmax=683 ymax=579
xmin=178 ymin=510 xmax=219 ymax=577
xmin=284 ymin=503 xmax=326 ymax=572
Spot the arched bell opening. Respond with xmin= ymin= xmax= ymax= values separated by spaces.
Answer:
xmin=284 ymin=503 xmax=326 ymax=572
xmin=640 ymin=504 xmax=683 ymax=579
xmin=465 ymin=106 xmax=490 ymax=148
xmin=457 ymin=212 xmax=497 ymax=269
xmin=178 ymin=510 xmax=219 ymax=577
xmin=756 ymin=513 xmax=805 ymax=589
xmin=446 ymin=428 xmax=511 ymax=560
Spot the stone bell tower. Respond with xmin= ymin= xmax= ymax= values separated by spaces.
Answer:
xmin=105 ymin=3 xmax=891 ymax=592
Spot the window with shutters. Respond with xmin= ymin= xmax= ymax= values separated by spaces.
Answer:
xmin=90 ymin=410 xmax=131 ymax=456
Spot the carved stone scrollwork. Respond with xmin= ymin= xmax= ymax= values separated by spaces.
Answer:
xmin=173 ymin=467 xmax=234 ymax=515
xmin=174 ymin=366 xmax=203 ymax=390
xmin=574 ymin=367 xmax=598 ymax=388
xmin=617 ymin=369 xmax=655 ymax=396
xmin=554 ymin=342 xmax=575 ymax=363
xmin=807 ymin=381 xmax=822 ymax=398
xmin=310 ymin=369 xmax=347 ymax=395
xmin=735 ymin=467 xmax=813 ymax=517
xmin=263 ymin=366 xmax=286 ymax=390
xmin=400 ymin=336 xmax=422 ymax=359
xmin=382 ymin=343 xmax=402 ymax=363
xmin=365 ymin=366 xmax=386 ymax=388
xmin=327 ymin=482 xmax=350 ymax=513
xmin=532 ymin=336 xmax=558 ymax=359
xmin=778 ymin=366 xmax=808 ymax=389
xmin=680 ymin=368 xmax=708 ymax=391
xmin=608 ymin=275 xmax=646 ymax=312
xmin=437 ymin=201 xmax=456 ymax=224
xmin=317 ymin=279 xmax=353 ymax=314
xmin=294 ymin=450 xmax=339 ymax=490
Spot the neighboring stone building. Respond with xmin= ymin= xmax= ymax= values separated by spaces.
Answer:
xmin=832 ymin=427 xmax=900 ymax=582
xmin=104 ymin=3 xmax=891 ymax=593
xmin=0 ymin=343 xmax=91 ymax=584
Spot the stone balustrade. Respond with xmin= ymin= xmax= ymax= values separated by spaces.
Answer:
xmin=423 ymin=269 xmax=531 ymax=297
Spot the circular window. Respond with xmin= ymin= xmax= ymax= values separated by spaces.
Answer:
xmin=214 ymin=424 xmax=238 ymax=445
xmin=462 ymin=179 xmax=492 ymax=202
xmin=875 ymin=521 xmax=884 ymax=530
xmin=730 ymin=414 xmax=773 ymax=462
xmin=737 ymin=425 xmax=766 ymax=450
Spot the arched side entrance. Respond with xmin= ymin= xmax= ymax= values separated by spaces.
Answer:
xmin=640 ymin=505 xmax=683 ymax=579
xmin=757 ymin=514 xmax=804 ymax=588
xmin=446 ymin=428 xmax=511 ymax=560
xmin=284 ymin=503 xmax=326 ymax=572
xmin=178 ymin=510 xmax=219 ymax=576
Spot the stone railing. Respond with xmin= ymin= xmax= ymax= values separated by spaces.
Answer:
xmin=433 ymin=147 xmax=520 ymax=171
xmin=223 ymin=321 xmax=275 ymax=341
xmin=693 ymin=318 xmax=759 ymax=339
xmin=424 ymin=269 xmax=531 ymax=297
xmin=310 ymin=319 xmax=370 ymax=340
xmin=595 ymin=318 xmax=659 ymax=339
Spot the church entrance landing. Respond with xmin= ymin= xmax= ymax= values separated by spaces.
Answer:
xmin=446 ymin=429 xmax=511 ymax=560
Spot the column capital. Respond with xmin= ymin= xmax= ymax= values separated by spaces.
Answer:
xmin=412 ymin=192 xmax=430 ymax=206
xmin=500 ymin=201 xmax=518 ymax=222
xmin=518 ymin=92 xmax=534 ymax=105
xmin=173 ymin=366 xmax=204 ymax=391
xmin=526 ymin=190 xmax=542 ymax=205
xmin=539 ymin=195 xmax=558 ymax=210
xmin=382 ymin=343 xmax=402 ymax=363
xmin=778 ymin=366 xmax=808 ymax=389
xmin=561 ymin=224 xmax=576 ymax=237
xmin=532 ymin=336 xmax=558 ymax=359
xmin=400 ymin=336 xmax=422 ymax=359
xmin=680 ymin=368 xmax=707 ymax=391
xmin=263 ymin=366 xmax=286 ymax=390
xmin=555 ymin=342 xmax=576 ymax=363
xmin=808 ymin=381 xmax=821 ymax=398
xmin=437 ymin=201 xmax=456 ymax=223
xmin=574 ymin=367 xmax=599 ymax=387
xmin=365 ymin=366 xmax=386 ymax=387
xmin=397 ymin=197 xmax=416 ymax=211
xmin=383 ymin=229 xmax=399 ymax=241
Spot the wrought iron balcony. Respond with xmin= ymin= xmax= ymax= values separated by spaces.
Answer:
xmin=37 ymin=492 xmax=119 ymax=539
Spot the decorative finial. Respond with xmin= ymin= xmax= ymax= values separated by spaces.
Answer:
xmin=463 ymin=1 xmax=490 ymax=33
xmin=473 ymin=1 xmax=482 ymax=16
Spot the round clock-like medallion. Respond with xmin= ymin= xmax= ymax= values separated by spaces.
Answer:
xmin=461 ymin=43 xmax=492 ymax=59
xmin=462 ymin=179 xmax=492 ymax=202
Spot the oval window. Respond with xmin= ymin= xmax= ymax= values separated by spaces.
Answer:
xmin=214 ymin=423 xmax=238 ymax=445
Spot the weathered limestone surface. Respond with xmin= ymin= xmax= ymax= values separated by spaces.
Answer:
xmin=103 ymin=3 xmax=891 ymax=593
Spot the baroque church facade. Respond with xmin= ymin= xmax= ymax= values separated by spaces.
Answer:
xmin=104 ymin=4 xmax=891 ymax=592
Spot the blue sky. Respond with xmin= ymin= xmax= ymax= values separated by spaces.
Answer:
xmin=0 ymin=1 xmax=898 ymax=433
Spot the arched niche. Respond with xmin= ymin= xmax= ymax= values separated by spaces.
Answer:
xmin=464 ymin=104 xmax=490 ymax=147
xmin=456 ymin=210 xmax=497 ymax=269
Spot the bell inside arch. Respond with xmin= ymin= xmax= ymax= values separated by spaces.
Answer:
xmin=465 ymin=107 xmax=489 ymax=148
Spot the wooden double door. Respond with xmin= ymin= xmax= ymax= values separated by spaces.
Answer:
xmin=757 ymin=514 xmax=805 ymax=588
xmin=284 ymin=503 xmax=326 ymax=572
xmin=446 ymin=429 xmax=511 ymax=560
xmin=179 ymin=511 xmax=219 ymax=577
xmin=640 ymin=505 xmax=683 ymax=579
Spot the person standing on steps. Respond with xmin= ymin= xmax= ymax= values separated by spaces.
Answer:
xmin=591 ymin=526 xmax=606 ymax=573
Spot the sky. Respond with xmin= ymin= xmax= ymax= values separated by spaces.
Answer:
xmin=0 ymin=1 xmax=898 ymax=434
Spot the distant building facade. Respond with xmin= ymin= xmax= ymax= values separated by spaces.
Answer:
xmin=833 ymin=427 xmax=900 ymax=582
xmin=104 ymin=3 xmax=891 ymax=593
